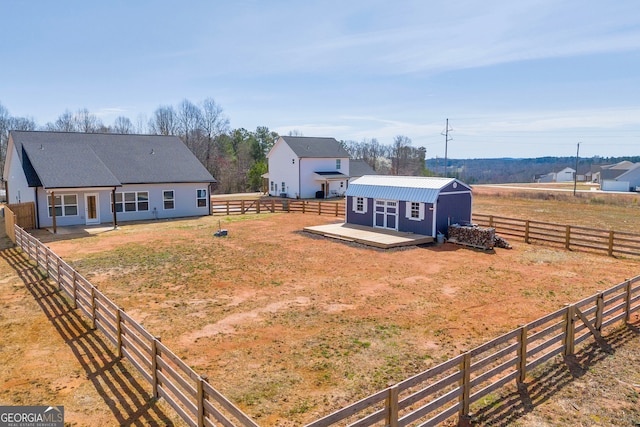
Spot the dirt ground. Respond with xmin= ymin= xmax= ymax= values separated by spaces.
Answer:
xmin=1 ymin=191 xmax=639 ymax=426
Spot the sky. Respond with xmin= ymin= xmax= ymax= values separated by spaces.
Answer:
xmin=1 ymin=0 xmax=640 ymax=159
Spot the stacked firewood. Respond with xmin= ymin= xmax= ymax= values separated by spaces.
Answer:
xmin=447 ymin=224 xmax=496 ymax=250
xmin=493 ymin=235 xmax=512 ymax=249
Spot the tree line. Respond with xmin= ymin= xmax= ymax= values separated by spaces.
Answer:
xmin=0 ymin=100 xmax=430 ymax=194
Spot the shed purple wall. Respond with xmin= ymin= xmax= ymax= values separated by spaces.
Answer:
xmin=397 ymin=202 xmax=434 ymax=235
xmin=346 ymin=197 xmax=374 ymax=227
xmin=435 ymin=192 xmax=472 ymax=236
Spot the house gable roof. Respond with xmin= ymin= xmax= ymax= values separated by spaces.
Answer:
xmin=10 ymin=131 xmax=216 ymax=189
xmin=280 ymin=136 xmax=350 ymax=158
xmin=349 ymin=159 xmax=377 ymax=177
xmin=345 ymin=175 xmax=471 ymax=203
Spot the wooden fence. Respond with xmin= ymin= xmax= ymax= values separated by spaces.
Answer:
xmin=211 ymin=199 xmax=345 ymax=217
xmin=14 ymin=225 xmax=259 ymax=427
xmin=473 ymin=213 xmax=640 ymax=258
xmin=4 ymin=202 xmax=36 ymax=243
xmin=13 ymin=224 xmax=640 ymax=427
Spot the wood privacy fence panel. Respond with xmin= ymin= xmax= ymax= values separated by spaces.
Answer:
xmin=473 ymin=214 xmax=640 ymax=258
xmin=13 ymin=225 xmax=640 ymax=427
xmin=211 ymin=199 xmax=345 ymax=217
xmin=13 ymin=225 xmax=258 ymax=427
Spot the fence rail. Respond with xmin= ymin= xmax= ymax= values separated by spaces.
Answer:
xmin=14 ymin=225 xmax=258 ymax=427
xmin=13 ymin=225 xmax=640 ymax=427
xmin=211 ymin=198 xmax=345 ymax=217
xmin=473 ymin=213 xmax=640 ymax=258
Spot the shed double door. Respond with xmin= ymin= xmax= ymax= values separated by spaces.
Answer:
xmin=374 ymin=200 xmax=398 ymax=230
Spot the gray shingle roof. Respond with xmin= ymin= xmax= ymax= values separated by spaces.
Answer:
xmin=10 ymin=131 xmax=216 ymax=189
xmin=349 ymin=159 xmax=377 ymax=177
xmin=281 ymin=136 xmax=350 ymax=158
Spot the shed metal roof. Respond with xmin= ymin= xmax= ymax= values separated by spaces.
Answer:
xmin=345 ymin=175 xmax=470 ymax=203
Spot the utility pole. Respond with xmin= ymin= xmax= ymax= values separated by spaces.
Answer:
xmin=441 ymin=118 xmax=453 ymax=177
xmin=573 ymin=142 xmax=581 ymax=196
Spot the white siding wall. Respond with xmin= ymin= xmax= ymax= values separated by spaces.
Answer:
xmin=5 ymin=144 xmax=35 ymax=205
xmin=299 ymin=158 xmax=349 ymax=198
xmin=35 ymin=183 xmax=211 ymax=228
xmin=267 ymin=140 xmax=300 ymax=197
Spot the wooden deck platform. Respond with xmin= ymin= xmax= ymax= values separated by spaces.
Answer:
xmin=303 ymin=223 xmax=434 ymax=249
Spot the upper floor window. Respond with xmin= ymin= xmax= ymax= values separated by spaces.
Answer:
xmin=336 ymin=159 xmax=341 ymax=170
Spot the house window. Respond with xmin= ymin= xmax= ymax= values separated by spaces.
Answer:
xmin=410 ymin=202 xmax=420 ymax=219
xmin=270 ymin=181 xmax=274 ymax=191
xmin=336 ymin=159 xmax=341 ymax=170
xmin=196 ymin=189 xmax=207 ymax=207
xmin=281 ymin=182 xmax=286 ymax=194
xmin=112 ymin=191 xmax=149 ymax=212
xmin=163 ymin=190 xmax=175 ymax=210
xmin=48 ymin=194 xmax=78 ymax=217
xmin=355 ymin=197 xmax=365 ymax=213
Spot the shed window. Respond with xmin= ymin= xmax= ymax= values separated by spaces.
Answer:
xmin=196 ymin=189 xmax=207 ymax=207
xmin=353 ymin=196 xmax=367 ymax=214
xmin=48 ymin=194 xmax=78 ymax=217
xmin=406 ymin=201 xmax=424 ymax=221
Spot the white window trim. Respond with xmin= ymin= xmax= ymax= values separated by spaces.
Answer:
xmin=163 ymin=189 xmax=175 ymax=210
xmin=353 ymin=196 xmax=367 ymax=214
xmin=196 ymin=188 xmax=207 ymax=208
xmin=48 ymin=194 xmax=79 ymax=217
xmin=406 ymin=201 xmax=424 ymax=221
xmin=112 ymin=191 xmax=149 ymax=213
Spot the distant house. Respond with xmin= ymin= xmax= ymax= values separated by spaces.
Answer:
xmin=534 ymin=167 xmax=576 ymax=183
xmin=3 ymin=131 xmax=216 ymax=229
xmin=348 ymin=159 xmax=377 ymax=183
xmin=344 ymin=175 xmax=472 ymax=237
xmin=592 ymin=161 xmax=637 ymax=184
xmin=266 ymin=136 xmax=350 ymax=198
xmin=601 ymin=163 xmax=640 ymax=192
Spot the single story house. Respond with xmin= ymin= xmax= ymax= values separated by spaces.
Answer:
xmin=266 ymin=136 xmax=350 ymax=198
xmin=344 ymin=175 xmax=472 ymax=237
xmin=535 ymin=167 xmax=575 ymax=183
xmin=3 ymin=131 xmax=216 ymax=229
xmin=601 ymin=163 xmax=640 ymax=192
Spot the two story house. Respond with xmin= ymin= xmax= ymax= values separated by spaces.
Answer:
xmin=266 ymin=136 xmax=351 ymax=199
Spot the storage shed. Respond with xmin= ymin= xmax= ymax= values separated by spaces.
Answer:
xmin=344 ymin=176 xmax=472 ymax=237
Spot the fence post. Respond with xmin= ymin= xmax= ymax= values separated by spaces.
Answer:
xmin=608 ymin=231 xmax=614 ymax=256
xmin=595 ymin=291 xmax=604 ymax=331
xmin=458 ymin=351 xmax=471 ymax=417
xmin=72 ymin=271 xmax=78 ymax=309
xmin=524 ymin=221 xmax=530 ymax=244
xmin=116 ymin=308 xmax=123 ymax=358
xmin=56 ymin=258 xmax=62 ymax=291
xmin=624 ymin=279 xmax=632 ymax=323
xmin=241 ymin=200 xmax=245 ymax=214
xmin=386 ymin=384 xmax=399 ymax=427
xmin=225 ymin=201 xmax=229 ymax=216
xmin=489 ymin=216 xmax=494 ymax=228
xmin=257 ymin=201 xmax=261 ymax=214
xmin=517 ymin=325 xmax=528 ymax=383
xmin=152 ymin=337 xmax=161 ymax=398
xmin=318 ymin=202 xmax=322 ymax=215
xmin=44 ymin=249 xmax=49 ymax=277
xmin=563 ymin=304 xmax=575 ymax=356
xmin=197 ymin=375 xmax=208 ymax=427
xmin=90 ymin=287 xmax=97 ymax=330
xmin=271 ymin=199 xmax=275 ymax=213
xmin=565 ymin=225 xmax=571 ymax=250
xmin=302 ymin=201 xmax=306 ymax=214
xmin=335 ymin=203 xmax=339 ymax=217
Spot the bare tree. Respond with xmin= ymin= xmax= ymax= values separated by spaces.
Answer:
xmin=52 ymin=110 xmax=76 ymax=132
xmin=148 ymin=106 xmax=178 ymax=136
xmin=177 ymin=99 xmax=203 ymax=155
xmin=201 ymin=98 xmax=229 ymax=174
xmin=74 ymin=108 xmax=103 ymax=133
xmin=113 ymin=116 xmax=134 ymax=134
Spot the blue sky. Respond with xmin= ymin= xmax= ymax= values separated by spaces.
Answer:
xmin=1 ymin=0 xmax=640 ymax=159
